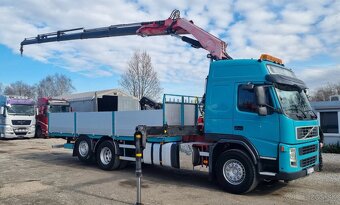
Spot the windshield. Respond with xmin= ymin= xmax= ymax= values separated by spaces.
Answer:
xmin=7 ymin=104 xmax=35 ymax=116
xmin=49 ymin=105 xmax=70 ymax=113
xmin=267 ymin=64 xmax=296 ymax=78
xmin=275 ymin=85 xmax=316 ymax=120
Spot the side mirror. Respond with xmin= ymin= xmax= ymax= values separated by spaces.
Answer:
xmin=258 ymin=106 xmax=268 ymax=116
xmin=255 ymin=86 xmax=268 ymax=116
xmin=255 ymin=86 xmax=267 ymax=106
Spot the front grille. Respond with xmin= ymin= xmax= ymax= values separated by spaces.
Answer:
xmin=15 ymin=132 xmax=28 ymax=136
xmin=299 ymin=144 xmax=318 ymax=156
xmin=300 ymin=156 xmax=316 ymax=167
xmin=297 ymin=126 xmax=318 ymax=139
xmin=12 ymin=120 xmax=31 ymax=125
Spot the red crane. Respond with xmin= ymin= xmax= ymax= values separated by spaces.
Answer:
xmin=21 ymin=10 xmax=232 ymax=60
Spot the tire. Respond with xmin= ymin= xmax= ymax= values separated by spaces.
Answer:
xmin=75 ymin=136 xmax=93 ymax=163
xmin=215 ymin=149 xmax=258 ymax=194
xmin=35 ymin=126 xmax=43 ymax=138
xmin=96 ymin=140 xmax=121 ymax=170
xmin=119 ymin=160 xmax=129 ymax=169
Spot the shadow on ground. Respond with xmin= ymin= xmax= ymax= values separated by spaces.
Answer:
xmin=16 ymin=151 xmax=289 ymax=196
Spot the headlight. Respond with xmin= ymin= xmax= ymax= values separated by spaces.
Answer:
xmin=290 ymin=148 xmax=297 ymax=167
xmin=5 ymin=126 xmax=13 ymax=132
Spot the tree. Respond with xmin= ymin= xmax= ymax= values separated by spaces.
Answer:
xmin=310 ymin=82 xmax=340 ymax=101
xmin=120 ymin=50 xmax=162 ymax=100
xmin=4 ymin=81 xmax=36 ymax=98
xmin=36 ymin=73 xmax=75 ymax=97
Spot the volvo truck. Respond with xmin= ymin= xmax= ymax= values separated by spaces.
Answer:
xmin=20 ymin=10 xmax=320 ymax=194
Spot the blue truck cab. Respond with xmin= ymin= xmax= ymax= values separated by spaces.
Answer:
xmin=204 ymin=55 xmax=319 ymax=192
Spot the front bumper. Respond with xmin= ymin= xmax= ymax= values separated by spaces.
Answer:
xmin=269 ymin=165 xmax=319 ymax=181
xmin=0 ymin=132 xmax=35 ymax=139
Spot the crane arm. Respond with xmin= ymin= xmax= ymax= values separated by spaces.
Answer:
xmin=20 ymin=10 xmax=231 ymax=60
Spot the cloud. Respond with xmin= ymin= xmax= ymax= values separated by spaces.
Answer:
xmin=0 ymin=0 xmax=339 ymax=96
xmin=295 ymin=65 xmax=340 ymax=90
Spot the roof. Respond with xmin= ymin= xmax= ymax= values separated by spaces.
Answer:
xmin=310 ymin=101 xmax=340 ymax=110
xmin=57 ymin=89 xmax=137 ymax=102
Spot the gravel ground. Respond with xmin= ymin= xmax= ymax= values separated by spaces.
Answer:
xmin=0 ymin=138 xmax=339 ymax=205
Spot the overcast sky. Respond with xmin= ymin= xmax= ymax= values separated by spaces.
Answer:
xmin=0 ymin=0 xmax=339 ymax=97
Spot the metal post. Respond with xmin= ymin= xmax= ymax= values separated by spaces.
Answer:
xmin=134 ymin=130 xmax=144 ymax=205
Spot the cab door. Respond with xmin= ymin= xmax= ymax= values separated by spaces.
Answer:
xmin=233 ymin=83 xmax=280 ymax=158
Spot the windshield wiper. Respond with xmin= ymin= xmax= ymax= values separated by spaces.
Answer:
xmin=304 ymin=109 xmax=317 ymax=119
xmin=286 ymin=105 xmax=308 ymax=118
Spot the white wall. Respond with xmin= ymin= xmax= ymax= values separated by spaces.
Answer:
xmin=316 ymin=110 xmax=340 ymax=145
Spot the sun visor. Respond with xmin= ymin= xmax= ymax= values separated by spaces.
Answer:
xmin=265 ymin=74 xmax=308 ymax=90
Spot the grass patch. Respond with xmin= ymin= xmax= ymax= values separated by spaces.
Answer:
xmin=322 ymin=142 xmax=340 ymax=154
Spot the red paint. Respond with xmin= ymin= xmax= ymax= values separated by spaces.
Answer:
xmin=36 ymin=97 xmax=70 ymax=137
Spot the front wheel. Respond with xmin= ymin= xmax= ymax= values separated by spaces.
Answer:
xmin=215 ymin=149 xmax=258 ymax=194
xmin=96 ymin=140 xmax=121 ymax=170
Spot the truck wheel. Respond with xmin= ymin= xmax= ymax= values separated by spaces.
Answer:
xmin=119 ymin=160 xmax=129 ymax=169
xmin=75 ymin=136 xmax=93 ymax=163
xmin=96 ymin=140 xmax=121 ymax=170
xmin=215 ymin=149 xmax=258 ymax=194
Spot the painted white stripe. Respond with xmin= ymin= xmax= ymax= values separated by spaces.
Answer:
xmin=259 ymin=172 xmax=276 ymax=176
xmin=119 ymin=144 xmax=135 ymax=149
xmin=119 ymin=156 xmax=136 ymax=161
xmin=37 ymin=120 xmax=48 ymax=126
xmin=260 ymin=156 xmax=277 ymax=160
xmin=199 ymin=152 xmax=210 ymax=157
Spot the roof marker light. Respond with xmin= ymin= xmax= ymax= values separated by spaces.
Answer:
xmin=260 ymin=54 xmax=283 ymax=65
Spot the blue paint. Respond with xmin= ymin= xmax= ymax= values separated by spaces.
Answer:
xmin=181 ymin=96 xmax=184 ymax=126
xmin=74 ymin=112 xmax=77 ymax=137
xmin=147 ymin=136 xmax=182 ymax=143
xmin=64 ymin=143 xmax=74 ymax=149
xmin=279 ymin=140 xmax=319 ymax=173
xmin=205 ymin=59 xmax=319 ymax=174
xmin=113 ymin=136 xmax=134 ymax=141
xmin=49 ymin=132 xmax=73 ymax=137
xmin=162 ymin=94 xmax=166 ymax=125
xmin=112 ymin=111 xmax=115 ymax=136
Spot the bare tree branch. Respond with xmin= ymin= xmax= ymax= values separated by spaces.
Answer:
xmin=36 ymin=73 xmax=75 ymax=97
xmin=310 ymin=82 xmax=340 ymax=101
xmin=120 ymin=50 xmax=162 ymax=100
xmin=4 ymin=81 xmax=36 ymax=99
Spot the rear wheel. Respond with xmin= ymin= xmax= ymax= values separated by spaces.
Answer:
xmin=75 ymin=136 xmax=93 ymax=163
xmin=215 ymin=149 xmax=258 ymax=194
xmin=96 ymin=140 xmax=121 ymax=170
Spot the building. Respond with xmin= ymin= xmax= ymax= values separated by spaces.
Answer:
xmin=311 ymin=100 xmax=340 ymax=145
xmin=57 ymin=89 xmax=140 ymax=112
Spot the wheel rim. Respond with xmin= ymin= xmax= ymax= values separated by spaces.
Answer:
xmin=100 ymin=147 xmax=112 ymax=165
xmin=222 ymin=159 xmax=246 ymax=185
xmin=78 ymin=140 xmax=89 ymax=157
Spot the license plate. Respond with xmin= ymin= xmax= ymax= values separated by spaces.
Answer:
xmin=307 ymin=167 xmax=314 ymax=174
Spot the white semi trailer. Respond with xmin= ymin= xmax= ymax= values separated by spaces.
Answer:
xmin=0 ymin=95 xmax=36 ymax=139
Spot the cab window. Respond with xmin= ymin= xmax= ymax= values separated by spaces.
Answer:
xmin=238 ymin=85 xmax=273 ymax=113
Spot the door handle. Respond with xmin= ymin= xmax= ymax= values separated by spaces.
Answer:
xmin=234 ymin=126 xmax=244 ymax=131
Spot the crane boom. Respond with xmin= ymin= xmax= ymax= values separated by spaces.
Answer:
xmin=20 ymin=10 xmax=232 ymax=60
